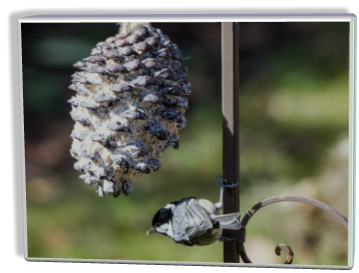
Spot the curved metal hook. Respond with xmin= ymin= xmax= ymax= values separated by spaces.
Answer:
xmin=238 ymin=240 xmax=294 ymax=264
xmin=241 ymin=195 xmax=348 ymax=229
xmin=275 ymin=244 xmax=294 ymax=264
xmin=239 ymin=195 xmax=348 ymax=264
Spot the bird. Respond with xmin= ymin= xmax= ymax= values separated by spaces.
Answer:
xmin=146 ymin=176 xmax=241 ymax=246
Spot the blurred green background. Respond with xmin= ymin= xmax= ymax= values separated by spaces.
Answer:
xmin=22 ymin=22 xmax=349 ymax=265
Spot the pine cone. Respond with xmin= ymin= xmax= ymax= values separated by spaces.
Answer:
xmin=68 ymin=24 xmax=191 ymax=198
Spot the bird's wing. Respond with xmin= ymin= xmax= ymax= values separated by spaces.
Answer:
xmin=184 ymin=198 xmax=214 ymax=241
xmin=172 ymin=197 xmax=213 ymax=245
xmin=210 ymin=212 xmax=241 ymax=230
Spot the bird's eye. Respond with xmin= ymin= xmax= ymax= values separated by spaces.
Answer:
xmin=155 ymin=223 xmax=161 ymax=228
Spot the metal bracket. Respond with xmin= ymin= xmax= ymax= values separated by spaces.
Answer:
xmin=237 ymin=195 xmax=348 ymax=264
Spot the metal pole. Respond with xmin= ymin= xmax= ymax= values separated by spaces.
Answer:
xmin=221 ymin=22 xmax=240 ymax=263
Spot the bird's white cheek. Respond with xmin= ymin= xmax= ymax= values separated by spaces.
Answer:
xmin=157 ymin=222 xmax=173 ymax=237
xmin=166 ymin=222 xmax=174 ymax=237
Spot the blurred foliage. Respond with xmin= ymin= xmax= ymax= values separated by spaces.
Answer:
xmin=22 ymin=22 xmax=349 ymax=265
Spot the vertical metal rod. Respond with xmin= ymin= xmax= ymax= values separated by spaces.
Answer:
xmin=222 ymin=22 xmax=240 ymax=263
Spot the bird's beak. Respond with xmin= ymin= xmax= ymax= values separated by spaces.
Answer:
xmin=146 ymin=228 xmax=155 ymax=235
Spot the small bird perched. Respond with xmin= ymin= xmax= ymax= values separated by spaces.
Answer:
xmin=146 ymin=176 xmax=241 ymax=246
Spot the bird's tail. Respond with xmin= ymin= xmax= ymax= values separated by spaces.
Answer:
xmin=211 ymin=212 xmax=241 ymax=230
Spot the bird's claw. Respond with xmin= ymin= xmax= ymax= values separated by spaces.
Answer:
xmin=216 ymin=175 xmax=238 ymax=188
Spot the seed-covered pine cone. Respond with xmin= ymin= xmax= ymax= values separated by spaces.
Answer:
xmin=68 ymin=24 xmax=191 ymax=198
